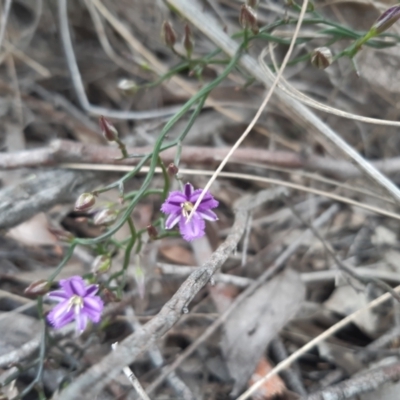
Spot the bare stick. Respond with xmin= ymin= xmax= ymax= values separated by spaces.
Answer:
xmin=59 ymin=162 xmax=400 ymax=221
xmin=111 ymin=342 xmax=151 ymax=400
xmin=125 ymin=308 xmax=195 ymax=400
xmin=0 ymin=0 xmax=12 ymax=50
xmin=5 ymin=140 xmax=400 ymax=185
xmin=158 ymin=263 xmax=400 ymax=286
xmin=301 ymin=362 xmax=400 ymax=400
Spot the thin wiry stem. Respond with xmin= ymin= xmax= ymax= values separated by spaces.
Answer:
xmin=170 ymin=0 xmax=400 ymax=206
xmin=0 ymin=0 xmax=12 ymax=50
xmin=187 ymin=0 xmax=310 ymax=220
xmin=57 ymin=0 xmax=183 ymax=120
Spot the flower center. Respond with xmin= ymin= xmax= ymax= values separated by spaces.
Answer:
xmin=68 ymin=295 xmax=84 ymax=312
xmin=181 ymin=201 xmax=194 ymax=219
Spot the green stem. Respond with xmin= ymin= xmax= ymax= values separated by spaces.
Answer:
xmin=158 ymin=157 xmax=170 ymax=201
xmin=50 ymin=46 xmax=244 ymax=281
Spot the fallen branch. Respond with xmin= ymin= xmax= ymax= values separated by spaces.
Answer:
xmin=3 ymin=139 xmax=400 ymax=180
xmin=145 ymin=205 xmax=339 ymax=396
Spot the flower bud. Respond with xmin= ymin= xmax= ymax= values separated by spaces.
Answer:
xmin=167 ymin=163 xmax=179 ymax=176
xmin=371 ymin=5 xmax=400 ymax=34
xmin=239 ymin=4 xmax=259 ymax=34
xmin=99 ymin=116 xmax=118 ymax=142
xmin=147 ymin=224 xmax=158 ymax=240
xmin=183 ymin=24 xmax=194 ymax=58
xmin=93 ymin=209 xmax=118 ymax=226
xmin=118 ymin=79 xmax=138 ymax=94
xmin=92 ymin=255 xmax=112 ymax=275
xmin=75 ymin=193 xmax=96 ymax=211
xmin=311 ymin=47 xmax=333 ymax=69
xmin=161 ymin=21 xmax=176 ymax=48
xmin=24 ymin=280 xmax=50 ymax=297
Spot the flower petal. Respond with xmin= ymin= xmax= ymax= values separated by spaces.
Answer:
xmin=165 ymin=213 xmax=181 ymax=229
xmin=83 ymin=297 xmax=103 ymax=322
xmin=190 ymin=190 xmax=219 ymax=209
xmin=69 ymin=277 xmax=87 ymax=296
xmin=52 ymin=309 xmax=75 ymax=328
xmin=161 ymin=201 xmax=181 ymax=215
xmin=75 ymin=312 xmax=88 ymax=334
xmin=197 ymin=209 xmax=218 ymax=221
xmin=47 ymin=300 xmax=73 ymax=328
xmin=85 ymin=284 xmax=99 ymax=297
xmin=60 ymin=276 xmax=85 ymax=297
xmin=184 ymin=183 xmax=194 ymax=199
xmin=47 ymin=289 xmax=69 ymax=302
xmin=179 ymin=214 xmax=205 ymax=241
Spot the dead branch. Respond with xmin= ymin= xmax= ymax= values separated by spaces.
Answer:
xmin=51 ymin=195 xmax=250 ymax=400
xmin=125 ymin=308 xmax=195 ymax=400
xmin=144 ymin=205 xmax=339 ymax=396
xmin=3 ymin=139 xmax=400 ymax=180
xmin=302 ymin=362 xmax=400 ymax=400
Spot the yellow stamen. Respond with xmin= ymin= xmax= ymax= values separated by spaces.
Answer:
xmin=67 ymin=295 xmax=83 ymax=312
xmin=181 ymin=201 xmax=194 ymax=219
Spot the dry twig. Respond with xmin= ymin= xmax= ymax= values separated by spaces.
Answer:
xmin=301 ymin=362 xmax=400 ymax=400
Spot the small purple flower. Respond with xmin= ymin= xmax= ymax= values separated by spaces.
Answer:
xmin=46 ymin=276 xmax=103 ymax=334
xmin=161 ymin=183 xmax=219 ymax=241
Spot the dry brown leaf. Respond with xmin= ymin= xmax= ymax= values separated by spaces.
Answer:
xmin=6 ymin=213 xmax=58 ymax=246
xmin=160 ymin=245 xmax=196 ymax=265
xmin=248 ymin=357 xmax=286 ymax=400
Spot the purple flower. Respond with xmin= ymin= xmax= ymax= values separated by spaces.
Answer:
xmin=161 ymin=183 xmax=219 ymax=241
xmin=46 ymin=276 xmax=103 ymax=334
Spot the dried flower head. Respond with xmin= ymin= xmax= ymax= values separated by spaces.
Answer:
xmin=167 ymin=163 xmax=179 ymax=176
xmin=25 ymin=280 xmax=50 ymax=297
xmin=161 ymin=183 xmax=218 ymax=241
xmin=99 ymin=116 xmax=118 ymax=142
xmin=311 ymin=47 xmax=333 ymax=69
xmin=161 ymin=21 xmax=176 ymax=48
xmin=183 ymin=23 xmax=194 ymax=58
xmin=46 ymin=276 xmax=103 ymax=334
xmin=147 ymin=224 xmax=158 ymax=240
xmin=239 ymin=4 xmax=259 ymax=34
